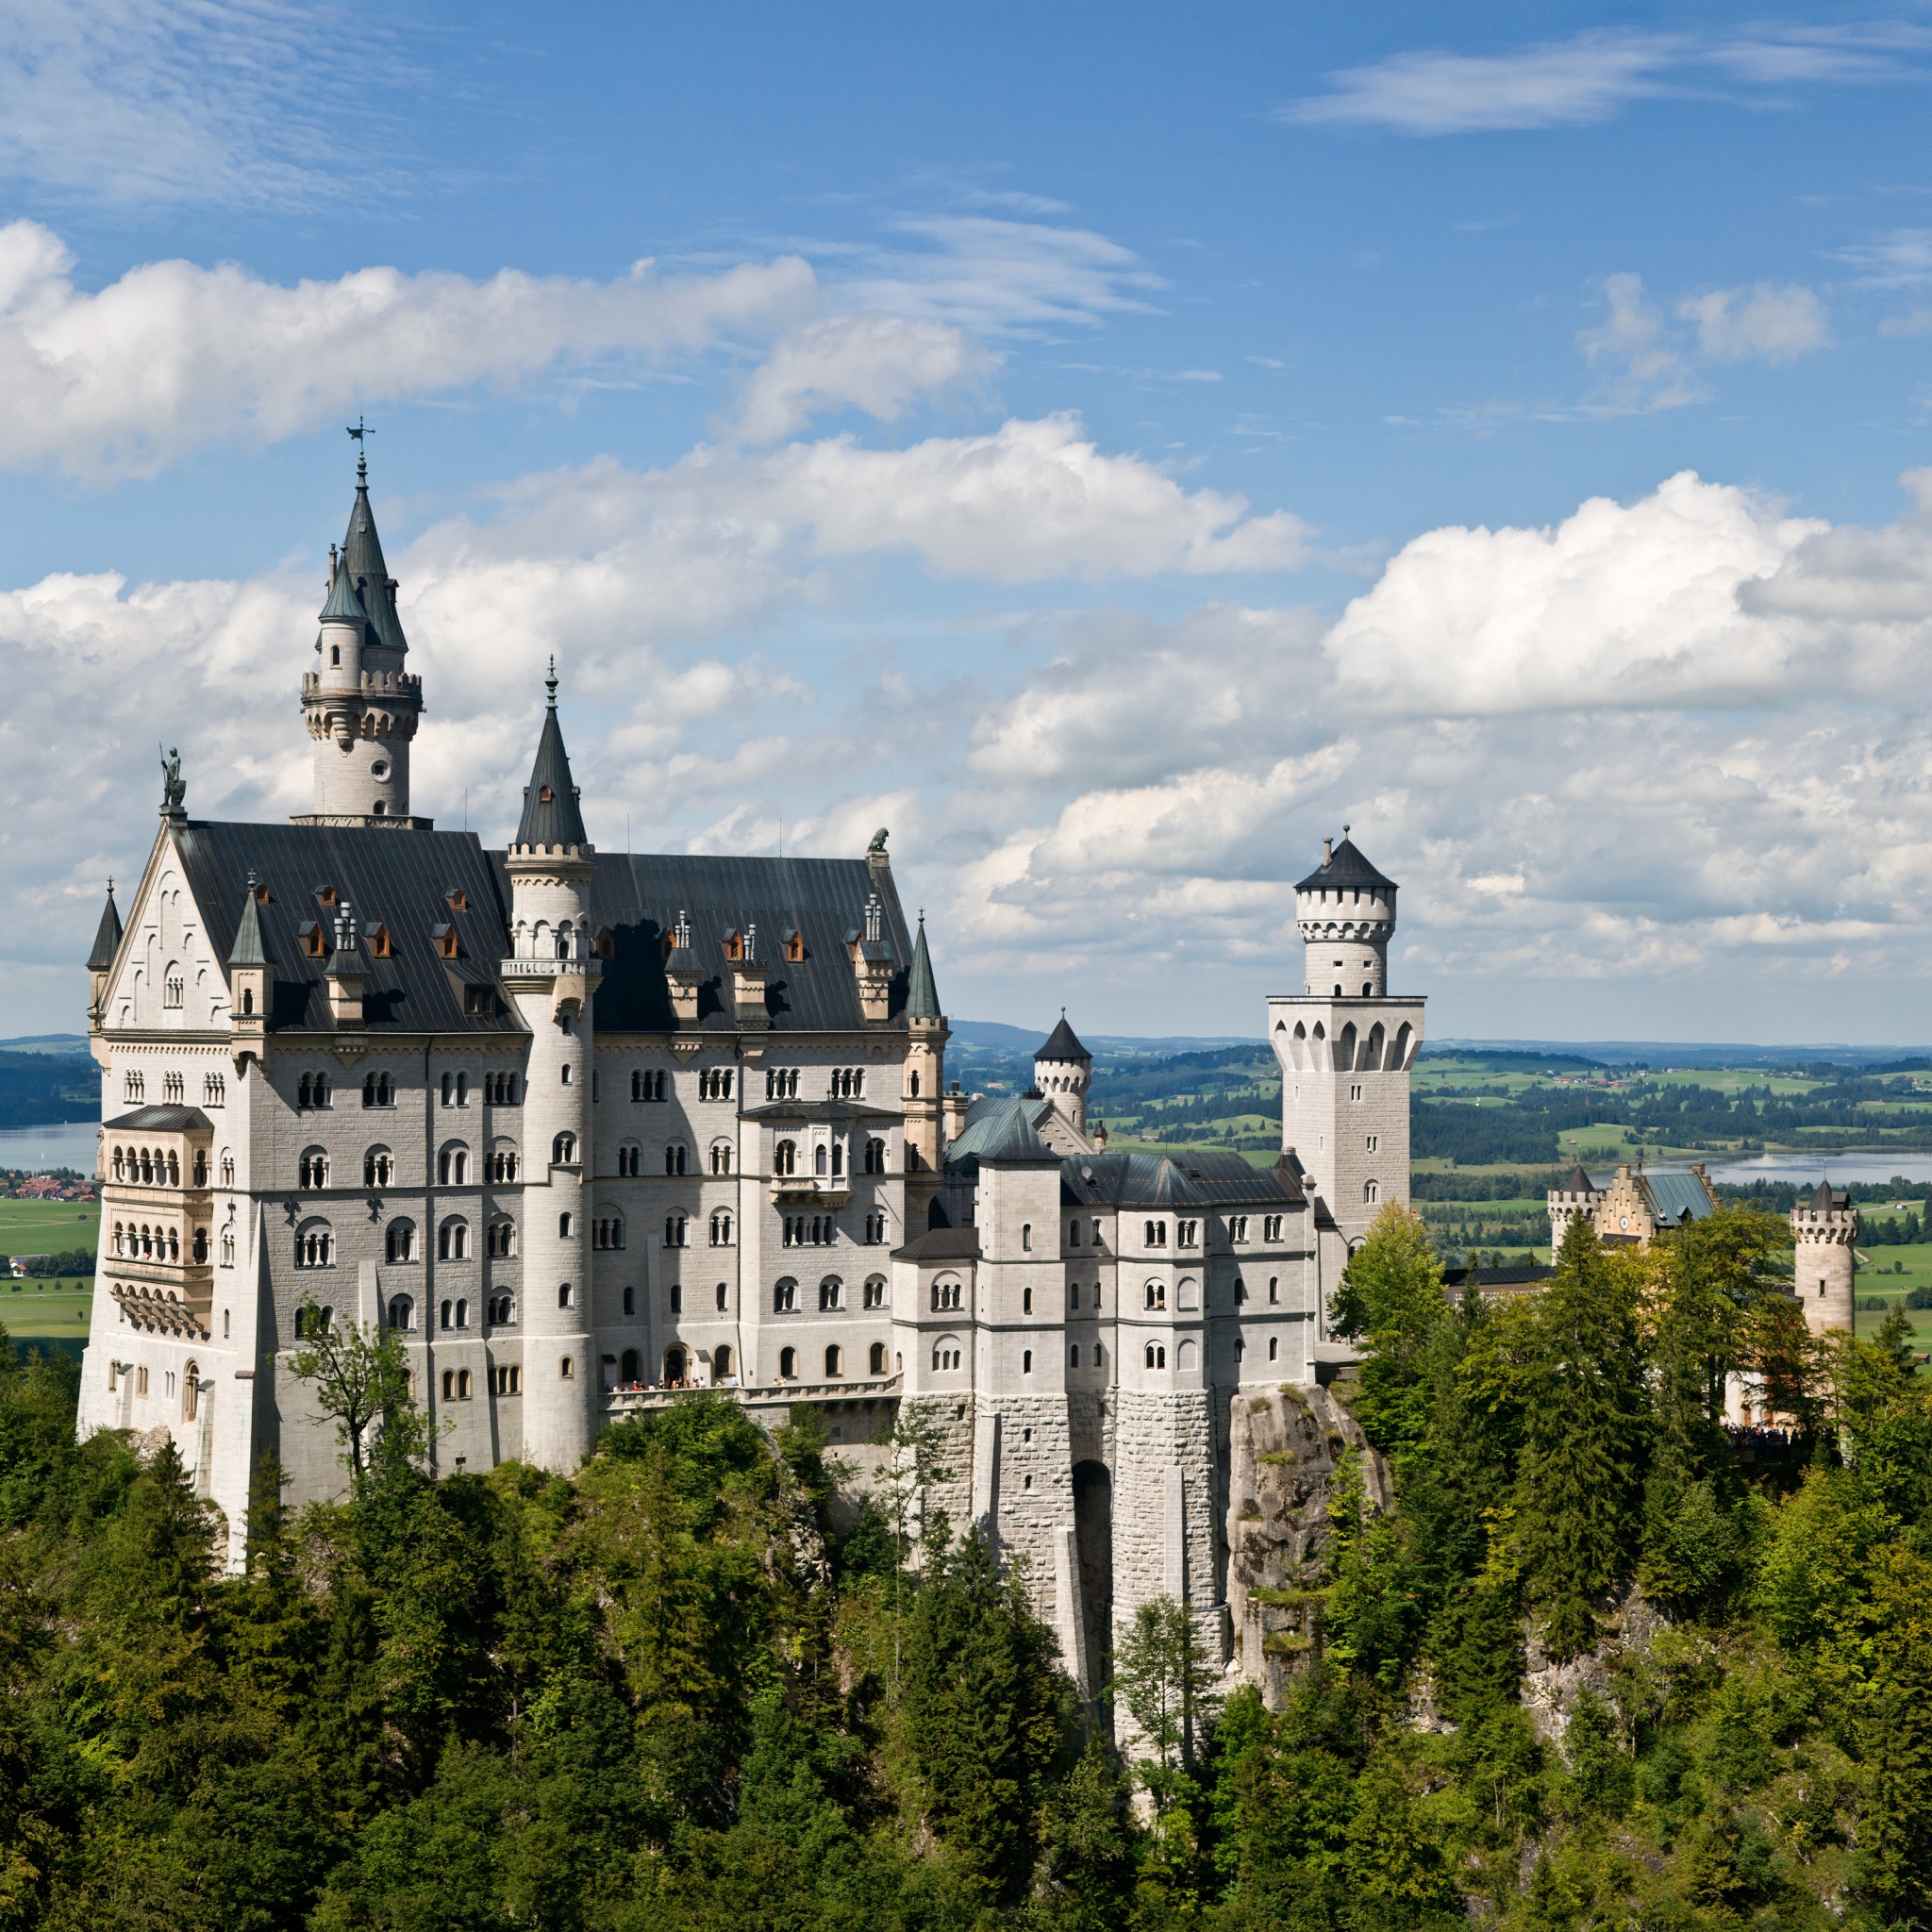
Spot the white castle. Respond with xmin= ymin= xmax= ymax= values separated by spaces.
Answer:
xmin=75 ymin=458 xmax=1424 ymax=1690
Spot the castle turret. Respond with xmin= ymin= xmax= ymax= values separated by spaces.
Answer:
xmin=296 ymin=453 xmax=427 ymax=828
xmin=86 ymin=880 xmax=122 ymax=1029
xmin=903 ymin=914 xmax=950 ymax=1216
xmin=1034 ymin=1011 xmax=1091 ymax=1140
xmin=500 ymin=662 xmax=597 ymax=1473
xmin=1791 ymin=1180 xmax=1857 ymax=1336
xmin=1547 ymin=1163 xmax=1604 ymax=1262
xmin=1267 ymin=831 xmax=1424 ymax=1277
xmin=226 ymin=874 xmax=275 ymax=1069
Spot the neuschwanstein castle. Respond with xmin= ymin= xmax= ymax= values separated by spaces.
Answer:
xmin=75 ymin=458 xmax=1424 ymax=1692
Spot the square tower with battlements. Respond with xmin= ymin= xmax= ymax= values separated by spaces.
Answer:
xmin=1266 ymin=834 xmax=1424 ymax=1298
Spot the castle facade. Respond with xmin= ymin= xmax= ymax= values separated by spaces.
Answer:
xmin=75 ymin=460 xmax=1424 ymax=1690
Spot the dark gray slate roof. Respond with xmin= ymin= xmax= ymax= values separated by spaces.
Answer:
xmin=906 ymin=916 xmax=941 ymax=1021
xmin=893 ymin=1227 xmax=982 ymax=1264
xmin=319 ymin=563 xmax=367 ymax=624
xmin=947 ymin=1095 xmax=1059 ymax=1167
xmin=173 ymin=822 xmax=514 ymax=1035
xmin=227 ymin=875 xmax=273 ymax=967
xmin=1296 ymin=835 xmax=1396 ymax=895
xmin=584 ymin=854 xmax=916 ymax=1034
xmin=338 ymin=464 xmax=408 ymax=656
xmin=1038 ymin=1011 xmax=1090 ymax=1063
xmin=741 ymin=1099 xmax=900 ymax=1124
xmin=106 ymin=1105 xmax=211 ymax=1133
xmin=87 ymin=884 xmax=122 ymax=973
xmin=1563 ymin=1163 xmax=1597 ymax=1194
xmin=1058 ymin=1149 xmax=1305 ymax=1209
xmin=1803 ymin=1179 xmax=1850 ymax=1213
xmin=514 ymin=675 xmax=589 ymax=849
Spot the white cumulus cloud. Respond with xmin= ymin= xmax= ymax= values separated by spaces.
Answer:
xmin=0 ymin=222 xmax=816 ymax=480
xmin=1679 ymin=281 xmax=1830 ymax=361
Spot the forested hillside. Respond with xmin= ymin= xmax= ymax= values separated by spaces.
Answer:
xmin=0 ymin=1205 xmax=1927 ymax=1928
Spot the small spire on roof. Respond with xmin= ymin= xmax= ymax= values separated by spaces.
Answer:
xmin=546 ymin=654 xmax=558 ymax=710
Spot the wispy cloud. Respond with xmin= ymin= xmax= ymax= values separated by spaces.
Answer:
xmin=1285 ymin=25 xmax=1932 ymax=137
xmin=0 ymin=0 xmax=422 ymax=207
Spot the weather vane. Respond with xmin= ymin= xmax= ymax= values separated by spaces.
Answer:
xmin=346 ymin=415 xmax=372 ymax=446
xmin=346 ymin=415 xmax=373 ymax=481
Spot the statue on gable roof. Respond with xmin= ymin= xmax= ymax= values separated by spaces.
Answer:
xmin=868 ymin=826 xmax=889 ymax=854
xmin=158 ymin=744 xmax=186 ymax=817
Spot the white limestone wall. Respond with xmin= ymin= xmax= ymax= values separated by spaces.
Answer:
xmin=1793 ymin=1216 xmax=1857 ymax=1336
xmin=1109 ymin=1388 xmax=1224 ymax=1658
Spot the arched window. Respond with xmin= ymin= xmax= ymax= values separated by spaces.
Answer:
xmin=192 ymin=1228 xmax=208 ymax=1262
xmin=617 ymin=1141 xmax=641 ymax=1177
xmin=774 ymin=1140 xmax=797 ymax=1177
xmin=552 ymin=1132 xmax=577 ymax=1164
xmin=1144 ymin=1280 xmax=1166 ymax=1310
xmin=1144 ymin=1341 xmax=1166 ymax=1369
xmin=362 ymin=1071 xmax=395 ymax=1108
xmin=363 ymin=1147 xmax=392 ymax=1188
xmin=455 ymin=1298 xmax=469 ymax=1330
xmin=1364 ymin=1179 xmax=1379 ymax=1204
xmin=931 ymin=1336 xmax=962 ymax=1373
xmin=1023 ymin=1349 xmax=1033 ymax=1374
xmin=167 ymin=1150 xmax=180 ymax=1187
xmin=863 ymin=1274 xmax=886 ymax=1309
xmin=709 ymin=1210 xmax=733 ymax=1247
xmin=663 ymin=1214 xmax=688 ymax=1248
xmin=1177 ymin=1339 xmax=1198 ymax=1372
xmin=594 ymin=1216 xmax=624 ymax=1250
xmin=814 ymin=1143 xmax=827 ymax=1177
xmin=221 ymin=1152 xmax=234 ymax=1186
xmin=491 ymin=1145 xmax=520 ymax=1183
xmin=864 ymin=1137 xmax=886 ymax=1174
xmin=220 ymin=1229 xmax=235 ymax=1266
xmin=488 ymin=1219 xmax=516 ymax=1257
xmin=295 ymin=1223 xmax=334 ymax=1269
xmin=387 ymin=1294 xmax=413 ymax=1330
xmin=620 ymin=1347 xmax=641 ymax=1385
xmin=1269 ymin=1335 xmax=1279 ymax=1361
xmin=869 ymin=1341 xmax=887 ymax=1375
xmin=774 ymin=1276 xmax=797 ymax=1312
xmin=294 ymin=1304 xmax=333 ymax=1340
xmin=438 ymin=1144 xmax=469 ymax=1186
xmin=182 ymin=1360 xmax=199 ymax=1421
xmin=440 ymin=1298 xmax=453 ymax=1331
xmin=715 ymin=1342 xmax=733 ymax=1380
xmin=438 ymin=1218 xmax=469 ymax=1261
xmin=299 ymin=1148 xmax=329 ymax=1189
xmin=192 ymin=1149 xmax=208 ymax=1187
xmin=558 ymin=1210 xmax=574 ymax=1240
xmin=559 ymin=1356 xmax=574 ymax=1380
xmin=664 ymin=1142 xmax=688 ymax=1176
xmin=710 ymin=1140 xmax=732 ymax=1174
xmin=558 ymin=1282 xmax=575 ymax=1308
xmin=824 ymin=1344 xmax=842 ymax=1378
xmin=386 ymin=1220 xmax=416 ymax=1263
xmin=819 ymin=1276 xmax=841 ymax=1311
xmin=778 ymin=1346 xmax=798 ymax=1381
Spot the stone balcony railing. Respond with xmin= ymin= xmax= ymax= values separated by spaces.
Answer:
xmin=602 ymin=1373 xmax=901 ymax=1417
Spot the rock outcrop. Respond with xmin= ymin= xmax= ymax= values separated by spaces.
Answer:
xmin=1225 ymin=1382 xmax=1390 ymax=1708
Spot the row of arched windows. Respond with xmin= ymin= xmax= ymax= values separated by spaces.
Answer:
xmin=109 ymin=1144 xmax=195 ymax=1187
xmin=110 ymin=1221 xmax=199 ymax=1262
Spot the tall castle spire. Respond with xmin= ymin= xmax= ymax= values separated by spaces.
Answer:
xmin=293 ymin=445 xmax=429 ymax=830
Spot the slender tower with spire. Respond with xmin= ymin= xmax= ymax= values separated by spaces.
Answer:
xmin=500 ymin=661 xmax=598 ymax=1472
xmin=901 ymin=912 xmax=950 ymax=1224
xmin=295 ymin=450 xmax=428 ymax=827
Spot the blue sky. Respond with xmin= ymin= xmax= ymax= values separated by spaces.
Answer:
xmin=8 ymin=2 xmax=1932 ymax=1042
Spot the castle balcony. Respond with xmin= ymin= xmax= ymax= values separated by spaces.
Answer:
xmin=771 ymin=1176 xmax=853 ymax=1207
xmin=301 ymin=670 xmax=422 ymax=700
xmin=604 ymin=1371 xmax=900 ymax=1423
xmin=101 ymin=1258 xmax=215 ymax=1341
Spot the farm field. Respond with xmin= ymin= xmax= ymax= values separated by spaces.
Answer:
xmin=0 ymin=1200 xmax=99 ymax=1341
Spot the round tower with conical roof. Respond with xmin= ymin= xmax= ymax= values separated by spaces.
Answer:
xmin=1296 ymin=827 xmax=1395 ymax=998
xmin=500 ymin=663 xmax=598 ymax=1473
xmin=297 ymin=453 xmax=427 ymax=827
xmin=1034 ymin=1011 xmax=1091 ymax=1139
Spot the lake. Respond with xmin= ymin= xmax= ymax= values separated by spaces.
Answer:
xmin=0 ymin=1123 xmax=97 ymax=1175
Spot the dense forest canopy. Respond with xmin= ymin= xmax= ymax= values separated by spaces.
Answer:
xmin=0 ymin=1202 xmax=1928 ymax=1927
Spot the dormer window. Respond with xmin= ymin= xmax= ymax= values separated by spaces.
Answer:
xmin=595 ymin=928 xmax=615 ymax=959
xmin=538 ymin=785 xmax=555 ymax=804
xmin=784 ymin=928 xmax=805 ymax=963
xmin=368 ymin=925 xmax=392 ymax=958
xmin=315 ymin=885 xmax=337 ymax=908
xmin=725 ymin=930 xmax=743 ymax=962
xmin=297 ymin=921 xmax=325 ymax=958
xmin=254 ymin=881 xmax=271 ymax=905
xmin=446 ymin=890 xmax=468 ymax=912
xmin=433 ymin=924 xmax=458 ymax=960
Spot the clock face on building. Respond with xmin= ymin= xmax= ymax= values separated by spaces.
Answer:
xmin=1619 ymin=1216 xmax=1629 ymax=1229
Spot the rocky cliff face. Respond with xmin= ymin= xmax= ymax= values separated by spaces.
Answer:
xmin=1224 ymin=1381 xmax=1390 ymax=1709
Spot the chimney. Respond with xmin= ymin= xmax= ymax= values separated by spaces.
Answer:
xmin=733 ymin=921 xmax=769 ymax=1030
xmin=665 ymin=909 xmax=700 ymax=1024
xmin=1323 ymin=835 xmax=1333 ymax=865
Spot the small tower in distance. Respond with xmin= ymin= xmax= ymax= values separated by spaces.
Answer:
xmin=1791 ymin=1181 xmax=1857 ymax=1335
xmin=86 ymin=881 xmax=122 ymax=1032
xmin=1034 ymin=1011 xmax=1091 ymax=1140
xmin=1547 ymin=1162 xmax=1604 ymax=1262
xmin=296 ymin=452 xmax=427 ymax=828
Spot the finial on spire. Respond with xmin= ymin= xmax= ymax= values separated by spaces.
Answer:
xmin=1343 ymin=823 xmax=1351 ymax=837
xmin=346 ymin=414 xmax=372 ymax=487
xmin=546 ymin=655 xmax=558 ymax=709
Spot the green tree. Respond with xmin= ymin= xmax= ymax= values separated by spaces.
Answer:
xmin=1108 ymin=1593 xmax=1222 ymax=1812
xmin=288 ymin=1299 xmax=424 ymax=1484
xmin=899 ymin=1527 xmax=1069 ymax=1904
xmin=1328 ymin=1202 xmax=1449 ymax=1467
